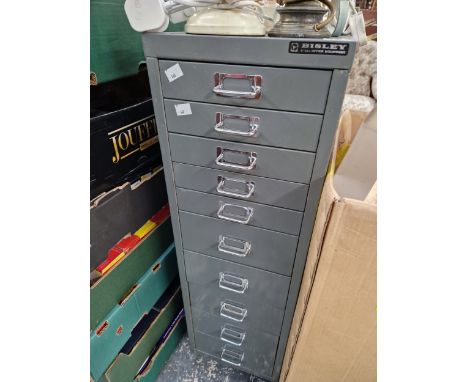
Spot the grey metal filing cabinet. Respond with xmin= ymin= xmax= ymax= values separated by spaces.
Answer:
xmin=142 ymin=33 xmax=356 ymax=381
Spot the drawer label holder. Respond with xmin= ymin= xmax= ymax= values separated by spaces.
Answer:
xmin=164 ymin=63 xmax=184 ymax=82
xmin=174 ymin=103 xmax=192 ymax=116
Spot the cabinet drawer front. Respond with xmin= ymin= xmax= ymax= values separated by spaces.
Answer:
xmin=184 ymin=251 xmax=290 ymax=309
xmin=159 ymin=60 xmax=331 ymax=114
xmin=192 ymin=308 xmax=279 ymax=358
xmin=173 ymin=163 xmax=308 ymax=211
xmin=164 ymin=99 xmax=322 ymax=152
xmin=189 ymin=282 xmax=285 ymax=336
xmin=169 ymin=134 xmax=315 ymax=184
xmin=177 ymin=188 xmax=303 ymax=235
xmin=180 ymin=211 xmax=297 ymax=275
xmin=195 ymin=331 xmax=274 ymax=378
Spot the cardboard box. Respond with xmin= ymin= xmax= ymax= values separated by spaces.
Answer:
xmin=101 ymin=287 xmax=183 ymax=382
xmin=101 ymin=286 xmax=184 ymax=382
xmin=90 ymin=208 xmax=173 ymax=330
xmin=137 ymin=315 xmax=187 ymax=382
xmin=90 ymin=74 xmax=162 ymax=200
xmin=280 ymin=109 xmax=377 ymax=382
xmin=90 ymin=167 xmax=168 ymax=270
xmin=90 ymin=244 xmax=178 ymax=381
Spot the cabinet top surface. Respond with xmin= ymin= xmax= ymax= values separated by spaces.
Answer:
xmin=142 ymin=32 xmax=356 ymax=70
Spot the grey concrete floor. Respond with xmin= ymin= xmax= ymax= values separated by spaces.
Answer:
xmin=156 ymin=335 xmax=266 ymax=382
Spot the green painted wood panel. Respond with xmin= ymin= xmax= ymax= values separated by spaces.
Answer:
xmin=91 ymin=0 xmax=184 ymax=84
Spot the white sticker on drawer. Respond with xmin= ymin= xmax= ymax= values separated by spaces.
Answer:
xmin=174 ymin=103 xmax=192 ymax=116
xmin=165 ymin=63 xmax=184 ymax=82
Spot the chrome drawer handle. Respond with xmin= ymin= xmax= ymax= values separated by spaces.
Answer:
xmin=213 ymin=73 xmax=262 ymax=99
xmin=217 ymin=176 xmax=254 ymax=199
xmin=219 ymin=272 xmax=248 ymax=294
xmin=218 ymin=235 xmax=252 ymax=257
xmin=220 ymin=301 xmax=248 ymax=322
xmin=221 ymin=346 xmax=244 ymax=366
xmin=216 ymin=147 xmax=257 ymax=171
xmin=217 ymin=203 xmax=254 ymax=225
xmin=214 ymin=113 xmax=260 ymax=137
xmin=220 ymin=325 xmax=246 ymax=346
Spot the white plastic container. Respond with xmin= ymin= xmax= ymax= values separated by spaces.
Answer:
xmin=124 ymin=0 xmax=170 ymax=32
xmin=184 ymin=8 xmax=266 ymax=36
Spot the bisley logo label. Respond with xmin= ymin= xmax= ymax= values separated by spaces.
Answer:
xmin=289 ymin=41 xmax=349 ymax=55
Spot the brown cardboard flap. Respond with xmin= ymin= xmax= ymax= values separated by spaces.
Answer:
xmin=334 ymin=107 xmax=377 ymax=201
xmin=365 ymin=182 xmax=377 ymax=204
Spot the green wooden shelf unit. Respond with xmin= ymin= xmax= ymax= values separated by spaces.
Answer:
xmin=91 ymin=0 xmax=184 ymax=85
